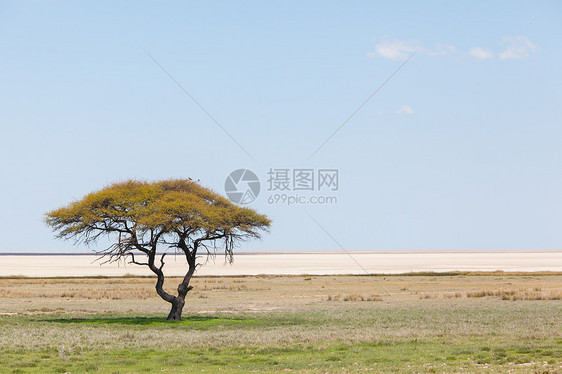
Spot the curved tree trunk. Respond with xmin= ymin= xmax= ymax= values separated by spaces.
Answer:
xmin=146 ymin=252 xmax=185 ymax=320
xmin=147 ymin=240 xmax=198 ymax=321
xmin=166 ymin=263 xmax=195 ymax=321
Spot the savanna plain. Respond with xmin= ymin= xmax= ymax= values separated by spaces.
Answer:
xmin=0 ymin=273 xmax=560 ymax=373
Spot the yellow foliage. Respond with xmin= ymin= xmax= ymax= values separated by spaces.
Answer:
xmin=45 ymin=179 xmax=271 ymax=247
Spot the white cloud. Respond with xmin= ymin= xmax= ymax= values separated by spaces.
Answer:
xmin=469 ymin=47 xmax=494 ymax=59
xmin=368 ymin=37 xmax=456 ymax=60
xmin=396 ymin=105 xmax=414 ymax=115
xmin=369 ymin=36 xmax=539 ymax=62
xmin=499 ymin=36 xmax=539 ymax=59
xmin=427 ymin=43 xmax=456 ymax=56
xmin=368 ymin=38 xmax=423 ymax=60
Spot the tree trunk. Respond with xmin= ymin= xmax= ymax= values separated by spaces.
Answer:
xmin=167 ymin=298 xmax=185 ymax=321
xmin=166 ymin=271 xmax=194 ymax=321
xmin=149 ymin=241 xmax=197 ymax=321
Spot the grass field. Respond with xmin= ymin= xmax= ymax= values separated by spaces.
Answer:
xmin=0 ymin=273 xmax=560 ymax=373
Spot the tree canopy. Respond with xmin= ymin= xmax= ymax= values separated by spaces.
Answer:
xmin=46 ymin=179 xmax=271 ymax=320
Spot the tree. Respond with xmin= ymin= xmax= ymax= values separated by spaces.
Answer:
xmin=45 ymin=179 xmax=271 ymax=320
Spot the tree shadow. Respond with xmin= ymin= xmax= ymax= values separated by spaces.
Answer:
xmin=41 ymin=315 xmax=240 ymax=326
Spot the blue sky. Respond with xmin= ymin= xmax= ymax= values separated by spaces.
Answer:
xmin=1 ymin=1 xmax=561 ymax=252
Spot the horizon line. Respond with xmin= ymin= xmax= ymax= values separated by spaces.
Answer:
xmin=1 ymin=249 xmax=561 ymax=256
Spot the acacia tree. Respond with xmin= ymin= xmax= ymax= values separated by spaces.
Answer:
xmin=45 ymin=179 xmax=271 ymax=320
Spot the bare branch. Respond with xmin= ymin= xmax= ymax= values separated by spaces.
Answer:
xmin=129 ymin=252 xmax=149 ymax=266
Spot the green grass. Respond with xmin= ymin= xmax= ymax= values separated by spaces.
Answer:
xmin=41 ymin=315 xmax=259 ymax=328
xmin=1 ymin=337 xmax=560 ymax=373
xmin=37 ymin=312 xmax=319 ymax=330
xmin=0 ymin=307 xmax=560 ymax=373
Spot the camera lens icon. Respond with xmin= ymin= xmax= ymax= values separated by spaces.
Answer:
xmin=224 ymin=169 xmax=260 ymax=205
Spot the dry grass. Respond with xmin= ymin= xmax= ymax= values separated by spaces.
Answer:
xmin=0 ymin=275 xmax=559 ymax=360
xmin=466 ymin=288 xmax=562 ymax=300
xmin=0 ymin=287 xmax=156 ymax=299
xmin=326 ymin=292 xmax=383 ymax=301
xmin=1 ymin=273 xmax=561 ymax=309
xmin=0 ymin=273 xmax=560 ymax=373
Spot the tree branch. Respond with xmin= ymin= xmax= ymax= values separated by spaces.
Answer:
xmin=159 ymin=253 xmax=166 ymax=271
xmin=129 ymin=252 xmax=149 ymax=266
